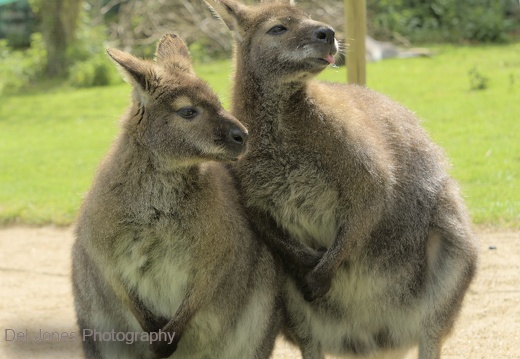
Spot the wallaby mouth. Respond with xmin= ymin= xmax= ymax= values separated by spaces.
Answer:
xmin=314 ymin=54 xmax=335 ymax=66
xmin=309 ymin=25 xmax=338 ymax=67
xmin=323 ymin=54 xmax=335 ymax=64
xmin=309 ymin=42 xmax=338 ymax=69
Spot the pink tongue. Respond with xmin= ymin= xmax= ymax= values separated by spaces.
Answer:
xmin=324 ymin=54 xmax=335 ymax=64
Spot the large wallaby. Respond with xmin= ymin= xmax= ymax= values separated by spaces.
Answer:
xmin=204 ymin=0 xmax=478 ymax=358
xmin=72 ymin=33 xmax=280 ymax=359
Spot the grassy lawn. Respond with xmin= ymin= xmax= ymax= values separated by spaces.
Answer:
xmin=0 ymin=43 xmax=519 ymax=227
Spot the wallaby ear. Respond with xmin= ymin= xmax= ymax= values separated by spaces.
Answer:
xmin=107 ymin=48 xmax=154 ymax=93
xmin=155 ymin=33 xmax=193 ymax=73
xmin=204 ymin=0 xmax=247 ymax=41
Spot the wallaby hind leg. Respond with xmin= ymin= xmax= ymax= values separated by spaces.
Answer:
xmin=420 ymin=180 xmax=477 ymax=359
xmin=73 ymin=244 xmax=151 ymax=359
xmin=301 ymin=344 xmax=325 ymax=359
xmin=78 ymin=317 xmax=151 ymax=359
xmin=418 ymin=335 xmax=441 ymax=359
xmin=417 ymin=232 xmax=470 ymax=359
xmin=254 ymin=303 xmax=284 ymax=359
xmin=387 ymin=349 xmax=411 ymax=359
xmin=283 ymin=323 xmax=324 ymax=359
xmin=418 ymin=231 xmax=465 ymax=359
xmin=293 ymin=333 xmax=324 ymax=359
xmin=372 ymin=348 xmax=411 ymax=359
xmin=77 ymin=318 xmax=102 ymax=359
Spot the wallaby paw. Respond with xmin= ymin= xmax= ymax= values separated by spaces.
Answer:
xmin=143 ymin=316 xmax=169 ymax=333
xmin=150 ymin=333 xmax=180 ymax=359
xmin=302 ymin=269 xmax=332 ymax=302
xmin=301 ymin=247 xmax=327 ymax=269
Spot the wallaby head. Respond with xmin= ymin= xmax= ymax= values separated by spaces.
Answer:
xmin=107 ymin=33 xmax=248 ymax=166
xmin=206 ymin=0 xmax=338 ymax=82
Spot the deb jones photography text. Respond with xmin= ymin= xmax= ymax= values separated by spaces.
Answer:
xmin=3 ymin=328 xmax=176 ymax=345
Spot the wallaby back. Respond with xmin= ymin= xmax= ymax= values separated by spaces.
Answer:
xmin=72 ymin=33 xmax=280 ymax=359
xmin=204 ymin=1 xmax=478 ymax=358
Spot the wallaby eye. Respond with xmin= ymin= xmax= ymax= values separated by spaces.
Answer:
xmin=178 ymin=107 xmax=198 ymax=119
xmin=267 ymin=25 xmax=287 ymax=35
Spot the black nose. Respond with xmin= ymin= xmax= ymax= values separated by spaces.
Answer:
xmin=314 ymin=27 xmax=335 ymax=45
xmin=228 ymin=128 xmax=248 ymax=146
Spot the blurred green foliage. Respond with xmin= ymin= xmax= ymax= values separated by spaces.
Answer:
xmin=66 ymin=21 xmax=121 ymax=88
xmin=1 ymin=0 xmax=519 ymax=93
xmin=368 ymin=0 xmax=520 ymax=43
xmin=0 ymin=32 xmax=46 ymax=94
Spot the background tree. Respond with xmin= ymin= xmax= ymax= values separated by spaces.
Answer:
xmin=31 ymin=0 xmax=81 ymax=76
xmin=98 ymin=0 xmax=519 ymax=62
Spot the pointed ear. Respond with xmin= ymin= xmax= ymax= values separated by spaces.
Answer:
xmin=106 ymin=48 xmax=154 ymax=93
xmin=204 ymin=0 xmax=247 ymax=41
xmin=155 ymin=33 xmax=193 ymax=73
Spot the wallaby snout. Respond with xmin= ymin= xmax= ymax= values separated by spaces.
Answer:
xmin=313 ymin=26 xmax=335 ymax=46
xmin=311 ymin=25 xmax=337 ymax=65
xmin=219 ymin=117 xmax=249 ymax=159
xmin=228 ymin=126 xmax=248 ymax=146
xmin=213 ymin=109 xmax=249 ymax=158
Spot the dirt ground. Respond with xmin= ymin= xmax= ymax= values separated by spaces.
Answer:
xmin=0 ymin=226 xmax=518 ymax=359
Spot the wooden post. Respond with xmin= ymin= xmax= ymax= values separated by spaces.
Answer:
xmin=345 ymin=0 xmax=366 ymax=85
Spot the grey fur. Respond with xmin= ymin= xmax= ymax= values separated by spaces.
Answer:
xmin=204 ymin=1 xmax=479 ymax=358
xmin=72 ymin=33 xmax=281 ymax=359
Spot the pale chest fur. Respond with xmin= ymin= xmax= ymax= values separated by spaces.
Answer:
xmin=114 ymin=222 xmax=195 ymax=317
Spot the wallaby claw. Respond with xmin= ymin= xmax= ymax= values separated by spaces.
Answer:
xmin=143 ymin=316 xmax=169 ymax=334
xmin=302 ymin=268 xmax=332 ymax=302
xmin=150 ymin=333 xmax=180 ymax=359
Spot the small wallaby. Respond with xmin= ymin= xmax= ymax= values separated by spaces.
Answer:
xmin=72 ymin=33 xmax=280 ymax=359
xmin=204 ymin=0 xmax=478 ymax=358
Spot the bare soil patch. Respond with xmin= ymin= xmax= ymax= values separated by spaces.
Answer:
xmin=0 ymin=226 xmax=518 ymax=358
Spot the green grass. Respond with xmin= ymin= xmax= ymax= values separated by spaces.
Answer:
xmin=0 ymin=44 xmax=519 ymax=227
xmin=0 ymin=85 xmax=129 ymax=224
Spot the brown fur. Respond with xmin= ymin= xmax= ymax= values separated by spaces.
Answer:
xmin=72 ymin=34 xmax=281 ymax=359
xmin=204 ymin=1 xmax=479 ymax=358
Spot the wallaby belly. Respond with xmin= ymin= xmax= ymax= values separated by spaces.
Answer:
xmin=114 ymin=227 xmax=192 ymax=317
xmin=284 ymin=261 xmax=424 ymax=355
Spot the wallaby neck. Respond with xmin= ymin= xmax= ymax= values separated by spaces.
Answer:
xmin=99 ymin=135 xmax=206 ymax=223
xmin=111 ymin=134 xmax=203 ymax=195
xmin=231 ymin=52 xmax=307 ymax=131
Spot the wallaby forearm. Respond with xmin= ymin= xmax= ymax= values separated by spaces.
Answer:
xmin=246 ymin=205 xmax=322 ymax=270
xmin=150 ymin=294 xmax=197 ymax=358
xmin=128 ymin=291 xmax=169 ymax=333
xmin=150 ymin=259 xmax=228 ymax=358
xmin=96 ymin=259 xmax=170 ymax=334
xmin=301 ymin=225 xmax=356 ymax=301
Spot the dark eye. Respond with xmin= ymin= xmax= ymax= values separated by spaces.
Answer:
xmin=178 ymin=107 xmax=197 ymax=119
xmin=267 ymin=25 xmax=287 ymax=35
